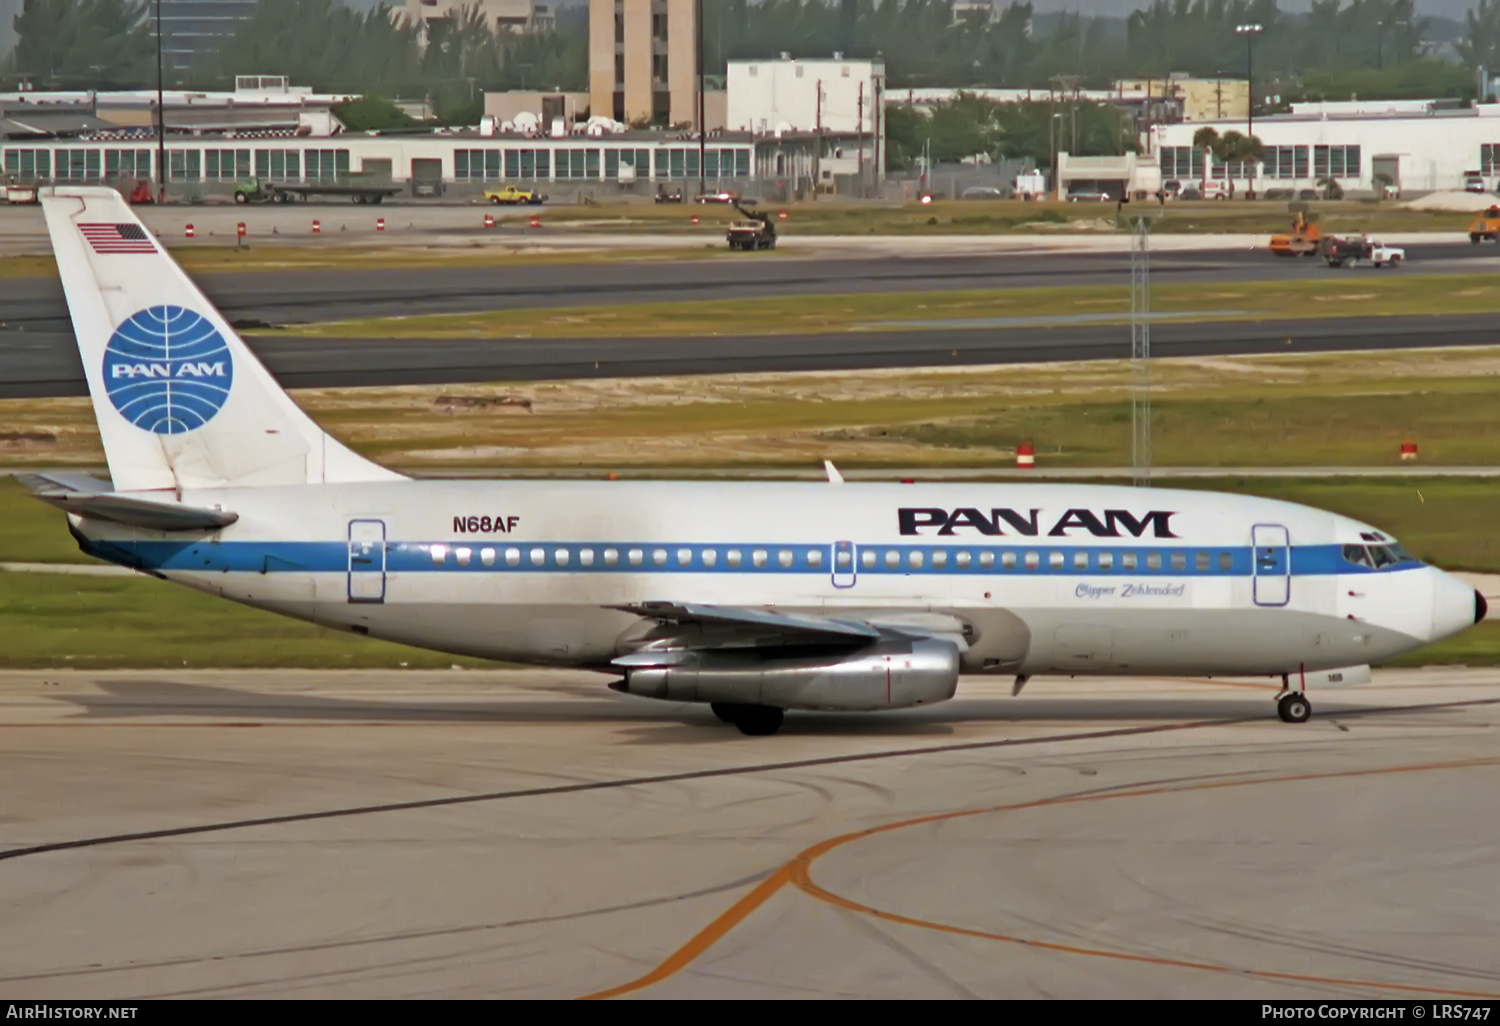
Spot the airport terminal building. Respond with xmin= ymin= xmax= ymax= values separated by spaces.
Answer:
xmin=0 ymin=130 xmax=761 ymax=200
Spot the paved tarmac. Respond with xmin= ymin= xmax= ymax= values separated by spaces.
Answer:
xmin=6 ymin=209 xmax=1497 ymax=396
xmin=3 ymin=311 xmax=1496 ymax=398
xmin=1 ymin=668 xmax=1497 ymax=998
xmin=3 ymin=242 xmax=1496 ymax=332
xmin=0 ymin=200 xmax=1481 ymax=257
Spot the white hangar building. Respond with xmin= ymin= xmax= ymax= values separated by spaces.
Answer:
xmin=1148 ymin=100 xmax=1500 ymax=195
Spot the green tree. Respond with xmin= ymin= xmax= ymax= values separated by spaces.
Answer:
xmin=11 ymin=0 xmax=155 ymax=88
xmin=1459 ymin=0 xmax=1500 ymax=75
xmin=331 ymin=95 xmax=415 ymax=131
xmin=883 ymin=101 xmax=930 ymax=171
xmin=192 ymin=0 xmax=421 ymax=93
xmin=926 ymin=92 xmax=1003 ymax=162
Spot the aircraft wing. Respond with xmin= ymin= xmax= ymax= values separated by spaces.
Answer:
xmin=613 ymin=602 xmax=881 ymax=642
xmin=612 ymin=602 xmax=973 ymax=655
xmin=18 ymin=474 xmax=238 ymax=531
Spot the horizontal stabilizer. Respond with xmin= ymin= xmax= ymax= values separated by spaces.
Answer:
xmin=612 ymin=602 xmax=882 ymax=642
xmin=28 ymin=489 xmax=238 ymax=531
xmin=13 ymin=471 xmax=115 ymax=493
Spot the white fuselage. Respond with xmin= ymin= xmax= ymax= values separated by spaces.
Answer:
xmin=73 ymin=479 xmax=1478 ymax=679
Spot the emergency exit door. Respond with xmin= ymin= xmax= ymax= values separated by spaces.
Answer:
xmin=1252 ymin=524 xmax=1290 ymax=607
xmin=348 ymin=519 xmax=386 ymax=603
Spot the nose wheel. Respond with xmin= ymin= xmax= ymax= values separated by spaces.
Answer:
xmin=1277 ymin=691 xmax=1312 ymax=723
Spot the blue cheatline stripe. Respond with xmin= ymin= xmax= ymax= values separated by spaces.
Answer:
xmin=86 ymin=539 xmax=1424 ymax=578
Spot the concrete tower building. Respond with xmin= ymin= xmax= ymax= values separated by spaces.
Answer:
xmin=589 ymin=0 xmax=696 ymax=126
xmin=398 ymin=0 xmax=552 ymax=36
xmin=154 ymin=0 xmax=260 ymax=71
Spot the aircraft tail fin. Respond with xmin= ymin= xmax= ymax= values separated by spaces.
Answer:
xmin=40 ymin=186 xmax=401 ymax=492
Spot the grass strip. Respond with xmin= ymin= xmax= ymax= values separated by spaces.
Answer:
xmin=6 ymin=350 xmax=1500 ymax=471
xmin=393 ymin=199 xmax=1476 ymax=237
xmin=0 ymin=570 xmax=490 ymax=669
xmin=274 ymin=272 xmax=1500 ymax=340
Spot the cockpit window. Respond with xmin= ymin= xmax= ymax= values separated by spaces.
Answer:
xmin=1345 ymin=540 xmax=1417 ymax=569
xmin=1371 ymin=542 xmax=1416 ymax=567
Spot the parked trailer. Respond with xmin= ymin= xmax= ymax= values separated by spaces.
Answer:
xmin=234 ymin=177 xmax=401 ymax=205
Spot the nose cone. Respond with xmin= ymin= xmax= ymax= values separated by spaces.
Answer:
xmin=1431 ymin=570 xmax=1482 ymax=642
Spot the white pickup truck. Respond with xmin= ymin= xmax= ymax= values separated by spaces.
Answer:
xmin=1368 ymin=239 xmax=1406 ymax=267
xmin=1324 ymin=236 xmax=1406 ymax=268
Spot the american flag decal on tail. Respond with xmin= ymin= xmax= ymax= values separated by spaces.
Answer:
xmin=78 ymin=222 xmax=157 ymax=255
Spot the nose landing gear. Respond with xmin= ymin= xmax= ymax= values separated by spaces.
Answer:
xmin=1277 ymin=691 xmax=1312 ymax=723
xmin=1275 ymin=673 xmax=1312 ymax=723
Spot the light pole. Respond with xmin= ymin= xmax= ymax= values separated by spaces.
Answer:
xmin=154 ymin=0 xmax=166 ymax=201
xmin=1235 ymin=24 xmax=1261 ymax=137
xmin=696 ymin=0 xmax=705 ymax=195
xmin=1235 ymin=23 xmax=1262 ymax=199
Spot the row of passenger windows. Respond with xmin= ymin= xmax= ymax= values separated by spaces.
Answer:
xmin=429 ymin=544 xmax=809 ymax=568
xmin=423 ymin=544 xmax=1236 ymax=572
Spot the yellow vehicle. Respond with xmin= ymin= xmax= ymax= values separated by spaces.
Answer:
xmin=484 ymin=185 xmax=546 ymax=206
xmin=1467 ymin=206 xmax=1500 ymax=243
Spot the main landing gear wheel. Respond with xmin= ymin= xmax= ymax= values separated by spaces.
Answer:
xmin=1277 ymin=692 xmax=1312 ymax=724
xmin=711 ymin=703 xmax=784 ymax=735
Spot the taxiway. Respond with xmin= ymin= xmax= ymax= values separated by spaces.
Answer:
xmin=2 ymin=668 xmax=1497 ymax=998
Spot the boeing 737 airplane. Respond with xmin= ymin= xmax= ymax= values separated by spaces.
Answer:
xmin=23 ymin=187 xmax=1485 ymax=734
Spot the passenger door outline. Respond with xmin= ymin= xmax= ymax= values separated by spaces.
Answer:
xmin=1251 ymin=523 xmax=1290 ymax=607
xmin=347 ymin=519 xmax=387 ymax=604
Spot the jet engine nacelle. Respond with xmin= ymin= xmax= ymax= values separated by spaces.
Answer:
xmin=611 ymin=639 xmax=961 ymax=711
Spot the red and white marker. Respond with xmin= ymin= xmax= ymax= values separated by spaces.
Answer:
xmin=690 ymin=214 xmax=699 ymax=225
xmin=529 ymin=213 xmax=541 ymax=229
xmin=185 ymin=223 xmax=194 ymax=238
xmin=312 ymin=219 xmax=321 ymax=234
xmin=778 ymin=209 xmax=788 ymax=221
xmin=484 ymin=214 xmax=494 ymax=228
xmin=236 ymin=222 xmax=246 ymax=238
xmin=1016 ymin=441 xmax=1035 ymax=468
xmin=1400 ymin=440 xmax=1418 ymax=462
xmin=376 ymin=217 xmax=385 ymax=232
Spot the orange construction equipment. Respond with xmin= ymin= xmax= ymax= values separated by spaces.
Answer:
xmin=1268 ymin=208 xmax=1324 ymax=257
xmin=1467 ymin=206 xmax=1500 ymax=243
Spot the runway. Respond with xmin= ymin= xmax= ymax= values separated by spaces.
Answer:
xmin=1 ymin=668 xmax=1497 ymax=998
xmin=3 ymin=242 xmax=1496 ymax=332
xmin=3 ymin=312 xmax=1496 ymax=397
xmin=6 ymin=229 xmax=1498 ymax=397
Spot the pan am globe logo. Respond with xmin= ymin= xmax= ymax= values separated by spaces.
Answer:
xmin=102 ymin=305 xmax=234 ymax=435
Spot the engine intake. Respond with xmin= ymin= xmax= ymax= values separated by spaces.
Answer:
xmin=610 ymin=639 xmax=960 ymax=711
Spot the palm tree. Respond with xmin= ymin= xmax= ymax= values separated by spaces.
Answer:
xmin=1190 ymin=127 xmax=1263 ymax=198
xmin=1192 ymin=126 xmax=1221 ymax=193
xmin=1223 ymin=132 xmax=1265 ymax=199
